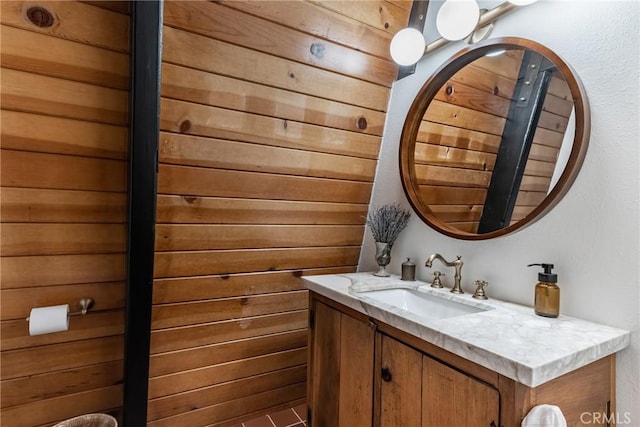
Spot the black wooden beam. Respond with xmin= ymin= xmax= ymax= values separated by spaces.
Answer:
xmin=477 ymin=51 xmax=554 ymax=233
xmin=123 ymin=1 xmax=162 ymax=425
xmin=397 ymin=0 xmax=430 ymax=80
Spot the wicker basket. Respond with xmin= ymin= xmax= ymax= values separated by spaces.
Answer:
xmin=53 ymin=414 xmax=117 ymax=427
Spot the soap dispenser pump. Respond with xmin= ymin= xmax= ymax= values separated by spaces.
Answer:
xmin=528 ymin=263 xmax=559 ymax=318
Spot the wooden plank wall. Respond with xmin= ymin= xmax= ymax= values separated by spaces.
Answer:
xmin=0 ymin=1 xmax=130 ymax=426
xmin=149 ymin=1 xmax=409 ymax=425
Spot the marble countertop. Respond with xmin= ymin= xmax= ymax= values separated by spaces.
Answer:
xmin=303 ymin=272 xmax=631 ymax=387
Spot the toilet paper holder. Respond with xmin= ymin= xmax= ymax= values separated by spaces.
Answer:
xmin=25 ymin=298 xmax=95 ymax=321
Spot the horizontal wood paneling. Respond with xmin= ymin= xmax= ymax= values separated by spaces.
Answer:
xmin=150 ymin=329 xmax=307 ymax=377
xmin=151 ymin=291 xmax=308 ymax=329
xmin=163 ymin=1 xmax=396 ymax=87
xmin=150 ymin=311 xmax=308 ymax=354
xmin=160 ymin=99 xmax=381 ymax=160
xmin=1 ymin=385 xmax=122 ymax=427
xmin=1 ymin=150 xmax=127 ymax=192
xmin=1 ymin=282 xmax=124 ymax=320
xmin=1 ymin=360 xmax=123 ymax=408
xmin=1 ymin=336 xmax=124 ymax=380
xmin=1 ymin=25 xmax=129 ymax=89
xmin=1 ymin=67 xmax=128 ymax=125
xmin=149 ymin=348 xmax=306 ymax=400
xmin=159 ymin=132 xmax=378 ymax=180
xmin=1 ymin=254 xmax=125 ymax=289
xmin=1 ymin=310 xmax=124 ymax=351
xmin=148 ymin=365 xmax=306 ymax=421
xmin=1 ymin=188 xmax=127 ymax=223
xmin=158 ymin=164 xmax=373 ymax=204
xmin=219 ymin=0 xmax=394 ymax=59
xmin=1 ymin=1 xmax=129 ymax=52
xmin=311 ymin=0 xmax=407 ymax=34
xmin=148 ymin=382 xmax=306 ymax=427
xmin=155 ymin=224 xmax=364 ymax=251
xmin=156 ymin=196 xmax=367 ymax=225
xmin=2 ymin=223 xmax=126 ymax=256
xmin=162 ymin=25 xmax=389 ymax=111
xmin=152 ymin=1 xmax=407 ymax=423
xmin=161 ymin=63 xmax=386 ymax=136
xmin=0 ymin=3 xmax=128 ymax=423
xmin=1 ymin=110 xmax=128 ymax=159
xmin=154 ymin=247 xmax=360 ymax=278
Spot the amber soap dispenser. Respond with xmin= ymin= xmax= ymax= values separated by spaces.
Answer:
xmin=528 ymin=263 xmax=559 ymax=318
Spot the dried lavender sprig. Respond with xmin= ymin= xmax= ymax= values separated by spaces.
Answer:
xmin=366 ymin=204 xmax=411 ymax=243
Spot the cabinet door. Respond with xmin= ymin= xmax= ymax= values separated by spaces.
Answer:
xmin=309 ymin=300 xmax=374 ymax=426
xmin=379 ymin=334 xmax=422 ymax=427
xmin=422 ymin=355 xmax=499 ymax=427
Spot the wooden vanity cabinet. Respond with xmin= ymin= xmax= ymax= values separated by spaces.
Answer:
xmin=379 ymin=334 xmax=500 ymax=427
xmin=308 ymin=292 xmax=615 ymax=427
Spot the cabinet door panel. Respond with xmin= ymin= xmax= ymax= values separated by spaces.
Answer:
xmin=338 ymin=314 xmax=374 ymax=426
xmin=309 ymin=300 xmax=375 ymax=426
xmin=380 ymin=335 xmax=422 ymax=427
xmin=422 ymin=355 xmax=499 ymax=427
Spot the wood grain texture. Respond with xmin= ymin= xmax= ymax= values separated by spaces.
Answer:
xmin=157 ymin=164 xmax=373 ymax=204
xmin=150 ymin=311 xmax=308 ymax=354
xmin=148 ymin=348 xmax=306 ymax=399
xmin=160 ymin=99 xmax=381 ymax=160
xmin=1 ymin=68 xmax=128 ymax=125
xmin=149 ymin=329 xmax=307 ymax=377
xmin=310 ymin=0 xmax=407 ymax=34
xmin=1 ymin=150 xmax=127 ymax=192
xmin=422 ymin=355 xmax=499 ymax=427
xmin=1 ymin=188 xmax=127 ymax=223
xmin=1 ymin=25 xmax=129 ymax=89
xmin=148 ymin=365 xmax=306 ymax=421
xmin=155 ymin=224 xmax=364 ymax=251
xmin=1 ymin=282 xmax=124 ymax=321
xmin=147 ymin=382 xmax=305 ymax=427
xmin=380 ymin=334 xmax=422 ymax=427
xmin=1 ymin=1 xmax=129 ymax=52
xmin=159 ymin=132 xmax=378 ymax=180
xmin=161 ymin=62 xmax=385 ymax=136
xmin=155 ymin=196 xmax=367 ymax=225
xmin=0 ymin=2 xmax=129 ymax=424
xmin=220 ymin=0 xmax=394 ymax=59
xmin=151 ymin=2 xmax=408 ymax=423
xmin=164 ymin=0 xmax=396 ymax=86
xmin=1 ymin=110 xmax=128 ymax=159
xmin=162 ymin=25 xmax=390 ymax=111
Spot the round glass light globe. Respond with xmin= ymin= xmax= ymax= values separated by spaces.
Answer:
xmin=436 ymin=0 xmax=480 ymax=41
xmin=389 ymin=27 xmax=426 ymax=66
xmin=508 ymin=0 xmax=539 ymax=5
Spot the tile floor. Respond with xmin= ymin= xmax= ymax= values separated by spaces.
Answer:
xmin=231 ymin=404 xmax=307 ymax=427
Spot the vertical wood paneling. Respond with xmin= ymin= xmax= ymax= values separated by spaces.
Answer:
xmin=0 ymin=1 xmax=130 ymax=426
xmin=152 ymin=0 xmax=409 ymax=424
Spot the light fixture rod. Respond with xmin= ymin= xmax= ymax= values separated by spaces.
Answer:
xmin=425 ymin=1 xmax=518 ymax=55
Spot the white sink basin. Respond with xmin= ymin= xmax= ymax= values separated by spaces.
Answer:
xmin=359 ymin=288 xmax=489 ymax=320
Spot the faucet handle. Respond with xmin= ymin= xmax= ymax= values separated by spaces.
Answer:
xmin=431 ymin=271 xmax=445 ymax=288
xmin=472 ymin=280 xmax=489 ymax=300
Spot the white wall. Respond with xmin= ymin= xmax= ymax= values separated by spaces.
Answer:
xmin=360 ymin=0 xmax=640 ymax=421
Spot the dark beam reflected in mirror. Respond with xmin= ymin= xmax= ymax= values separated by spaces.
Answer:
xmin=399 ymin=38 xmax=590 ymax=240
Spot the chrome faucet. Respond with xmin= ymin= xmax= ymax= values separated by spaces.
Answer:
xmin=425 ymin=253 xmax=464 ymax=294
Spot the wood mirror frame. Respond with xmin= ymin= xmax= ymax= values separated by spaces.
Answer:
xmin=399 ymin=37 xmax=590 ymax=240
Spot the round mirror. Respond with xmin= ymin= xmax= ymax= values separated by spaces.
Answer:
xmin=399 ymin=37 xmax=590 ymax=240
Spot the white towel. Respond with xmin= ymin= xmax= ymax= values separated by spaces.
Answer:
xmin=521 ymin=404 xmax=567 ymax=427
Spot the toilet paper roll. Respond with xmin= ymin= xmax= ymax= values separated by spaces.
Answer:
xmin=29 ymin=304 xmax=70 ymax=336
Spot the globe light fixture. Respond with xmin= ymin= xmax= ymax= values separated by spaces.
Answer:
xmin=389 ymin=27 xmax=427 ymax=66
xmin=436 ymin=0 xmax=481 ymax=41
